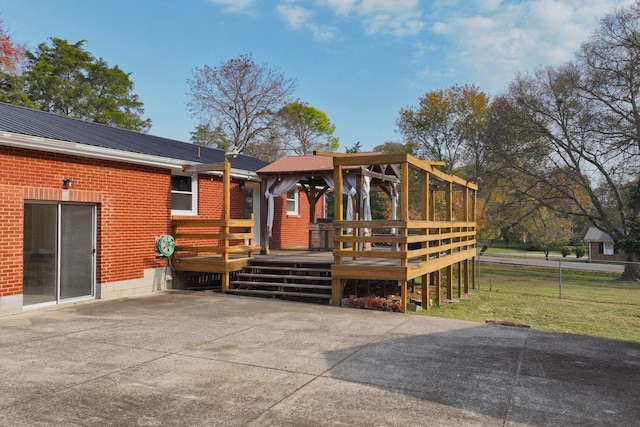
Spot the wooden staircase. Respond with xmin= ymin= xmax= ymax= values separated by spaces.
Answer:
xmin=227 ymin=258 xmax=333 ymax=302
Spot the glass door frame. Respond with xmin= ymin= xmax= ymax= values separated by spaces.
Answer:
xmin=23 ymin=202 xmax=97 ymax=308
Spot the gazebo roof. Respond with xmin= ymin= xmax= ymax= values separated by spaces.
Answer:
xmin=257 ymin=155 xmax=334 ymax=174
xmin=257 ymin=152 xmax=382 ymax=175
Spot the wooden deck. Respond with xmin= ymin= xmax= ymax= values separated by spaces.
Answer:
xmin=170 ymin=153 xmax=478 ymax=313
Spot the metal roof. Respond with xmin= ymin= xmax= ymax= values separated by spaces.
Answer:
xmin=0 ymin=102 xmax=268 ymax=172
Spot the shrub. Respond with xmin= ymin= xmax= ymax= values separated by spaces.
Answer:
xmin=575 ymin=246 xmax=587 ymax=258
xmin=561 ymin=246 xmax=572 ymax=257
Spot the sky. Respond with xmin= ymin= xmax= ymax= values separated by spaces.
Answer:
xmin=0 ymin=0 xmax=633 ymax=152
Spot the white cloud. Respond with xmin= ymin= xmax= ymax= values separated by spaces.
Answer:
xmin=309 ymin=23 xmax=340 ymax=41
xmin=422 ymin=0 xmax=629 ymax=94
xmin=277 ymin=2 xmax=340 ymax=41
xmin=319 ymin=0 xmax=358 ymax=16
xmin=277 ymin=4 xmax=314 ymax=29
xmin=207 ymin=0 xmax=256 ymax=13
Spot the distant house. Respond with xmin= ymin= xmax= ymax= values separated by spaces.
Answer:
xmin=583 ymin=227 xmax=626 ymax=262
xmin=0 ymin=102 xmax=267 ymax=315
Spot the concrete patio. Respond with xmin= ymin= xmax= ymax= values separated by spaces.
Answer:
xmin=1 ymin=291 xmax=638 ymax=426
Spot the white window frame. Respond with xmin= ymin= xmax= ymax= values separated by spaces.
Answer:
xmin=286 ymin=188 xmax=299 ymax=216
xmin=171 ymin=174 xmax=198 ymax=216
xmin=603 ymin=241 xmax=614 ymax=256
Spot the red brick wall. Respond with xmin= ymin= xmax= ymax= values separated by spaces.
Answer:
xmin=0 ymin=146 xmax=173 ymax=297
xmin=0 ymin=146 xmax=244 ymax=298
xmin=268 ymin=190 xmax=324 ymax=249
xmin=588 ymin=242 xmax=627 ymax=262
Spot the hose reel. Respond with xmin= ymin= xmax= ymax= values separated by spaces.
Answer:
xmin=155 ymin=234 xmax=175 ymax=257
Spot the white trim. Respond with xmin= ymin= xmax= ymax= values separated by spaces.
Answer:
xmin=286 ymin=188 xmax=299 ymax=215
xmin=171 ymin=174 xmax=198 ymax=216
xmin=603 ymin=241 xmax=614 ymax=256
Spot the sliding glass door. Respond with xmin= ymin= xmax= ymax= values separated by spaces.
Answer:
xmin=23 ymin=203 xmax=95 ymax=306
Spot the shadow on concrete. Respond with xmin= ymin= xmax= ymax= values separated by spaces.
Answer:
xmin=322 ymin=322 xmax=640 ymax=426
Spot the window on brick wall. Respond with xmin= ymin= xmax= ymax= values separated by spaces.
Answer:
xmin=286 ymin=188 xmax=299 ymax=215
xmin=171 ymin=175 xmax=198 ymax=216
xmin=599 ymin=241 xmax=615 ymax=255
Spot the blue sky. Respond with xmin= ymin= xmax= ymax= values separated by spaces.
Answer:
xmin=0 ymin=0 xmax=631 ymax=152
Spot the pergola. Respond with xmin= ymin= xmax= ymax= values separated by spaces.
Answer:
xmin=259 ymin=152 xmax=478 ymax=312
xmin=257 ymin=153 xmax=405 ymax=251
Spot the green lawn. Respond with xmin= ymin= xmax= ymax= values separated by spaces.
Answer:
xmin=418 ymin=263 xmax=640 ymax=343
xmin=479 ymin=241 xmax=589 ymax=261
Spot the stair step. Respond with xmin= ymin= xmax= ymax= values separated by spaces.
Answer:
xmin=237 ymin=273 xmax=331 ymax=282
xmin=244 ymin=265 xmax=331 ymax=274
xmin=225 ymin=289 xmax=332 ymax=299
xmin=231 ymin=280 xmax=331 ymax=290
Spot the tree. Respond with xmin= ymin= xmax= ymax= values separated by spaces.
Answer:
xmin=276 ymin=102 xmax=339 ymax=155
xmin=396 ymin=84 xmax=489 ymax=174
xmin=373 ymin=141 xmax=414 ymax=155
xmin=0 ymin=18 xmax=25 ymax=73
xmin=190 ymin=123 xmax=232 ymax=150
xmin=345 ymin=141 xmax=362 ymax=153
xmin=525 ymin=208 xmax=574 ymax=260
xmin=187 ymin=54 xmax=296 ymax=156
xmin=22 ymin=38 xmax=150 ymax=131
xmin=0 ymin=18 xmax=29 ymax=105
xmin=484 ymin=2 xmax=640 ymax=280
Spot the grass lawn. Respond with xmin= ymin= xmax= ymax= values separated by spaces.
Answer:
xmin=418 ymin=263 xmax=640 ymax=343
xmin=479 ymin=241 xmax=587 ymax=261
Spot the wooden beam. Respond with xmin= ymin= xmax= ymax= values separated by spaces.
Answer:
xmin=360 ymin=168 xmax=400 ymax=184
xmin=182 ymin=162 xmax=226 ymax=173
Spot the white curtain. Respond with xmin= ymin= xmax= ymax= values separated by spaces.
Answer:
xmin=389 ymin=182 xmax=398 ymax=235
xmin=324 ymin=175 xmax=357 ymax=220
xmin=362 ymin=175 xmax=371 ymax=231
xmin=362 ymin=176 xmax=371 ymax=221
xmin=264 ymin=176 xmax=300 ymax=237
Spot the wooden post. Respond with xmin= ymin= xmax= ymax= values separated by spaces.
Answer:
xmin=422 ymin=273 xmax=430 ymax=310
xmin=457 ymin=261 xmax=462 ymax=298
xmin=472 ymin=257 xmax=476 ymax=290
xmin=463 ymin=259 xmax=469 ymax=294
xmin=332 ymin=162 xmax=343 ymax=306
xmin=435 ymin=270 xmax=441 ymax=304
xmin=400 ymin=280 xmax=407 ymax=313
xmin=334 ymin=164 xmax=343 ymax=251
xmin=447 ymin=265 xmax=453 ymax=300
xmin=222 ymin=161 xmax=230 ymax=262
xmin=222 ymin=161 xmax=231 ymax=292
xmin=332 ymin=278 xmax=343 ymax=307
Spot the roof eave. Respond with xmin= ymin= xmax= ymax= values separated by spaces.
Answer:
xmin=1 ymin=131 xmax=259 ymax=179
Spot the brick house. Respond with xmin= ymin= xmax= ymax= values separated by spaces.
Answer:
xmin=0 ymin=102 xmax=270 ymax=314
xmin=584 ymin=227 xmax=627 ymax=262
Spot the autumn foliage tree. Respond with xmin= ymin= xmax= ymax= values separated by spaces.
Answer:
xmin=484 ymin=2 xmax=640 ymax=280
xmin=0 ymin=18 xmax=29 ymax=105
xmin=0 ymin=18 xmax=25 ymax=72
xmin=397 ymin=84 xmax=489 ymax=175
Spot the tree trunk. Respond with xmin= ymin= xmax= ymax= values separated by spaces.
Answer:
xmin=621 ymin=252 xmax=640 ymax=281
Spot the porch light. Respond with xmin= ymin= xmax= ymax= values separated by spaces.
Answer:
xmin=224 ymin=146 xmax=239 ymax=161
xmin=62 ymin=177 xmax=73 ymax=189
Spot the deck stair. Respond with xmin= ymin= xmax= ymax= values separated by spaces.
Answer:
xmin=228 ymin=258 xmax=333 ymax=302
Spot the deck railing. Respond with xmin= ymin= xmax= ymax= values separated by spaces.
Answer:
xmin=333 ymin=219 xmax=476 ymax=272
xmin=171 ymin=214 xmax=257 ymax=261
